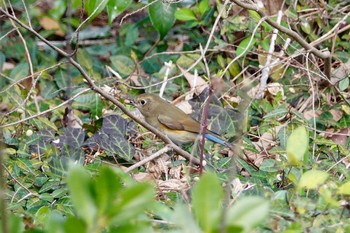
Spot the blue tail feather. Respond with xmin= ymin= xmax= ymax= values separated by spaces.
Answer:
xmin=204 ymin=133 xmax=226 ymax=145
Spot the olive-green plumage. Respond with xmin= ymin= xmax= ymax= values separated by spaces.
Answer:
xmin=135 ymin=93 xmax=226 ymax=145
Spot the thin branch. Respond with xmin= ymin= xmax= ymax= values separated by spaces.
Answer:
xmin=125 ymin=146 xmax=171 ymax=173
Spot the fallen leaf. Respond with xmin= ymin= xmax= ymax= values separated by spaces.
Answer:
xmin=178 ymin=66 xmax=208 ymax=95
xmin=39 ymin=16 xmax=65 ymax=36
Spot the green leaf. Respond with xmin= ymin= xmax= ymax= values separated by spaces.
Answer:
xmin=171 ymin=204 xmax=202 ymax=233
xmin=84 ymin=115 xmax=136 ymax=161
xmin=110 ymin=55 xmax=136 ymax=77
xmin=300 ymin=19 xmax=311 ymax=34
xmin=198 ymin=0 xmax=210 ymax=16
xmin=10 ymin=63 xmax=29 ymax=81
xmin=64 ymin=216 xmax=87 ymax=233
xmin=338 ymin=77 xmax=349 ymax=91
xmin=338 ymin=181 xmax=350 ymax=195
xmin=286 ymin=126 xmax=309 ymax=166
xmin=226 ymin=197 xmax=269 ymax=232
xmin=84 ymin=0 xmax=108 ymax=21
xmin=48 ymin=0 xmax=67 ymax=20
xmin=192 ymin=173 xmax=223 ymax=232
xmin=67 ymin=166 xmax=97 ymax=228
xmin=107 ymin=0 xmax=132 ymax=25
xmin=175 ymin=8 xmax=197 ymax=21
xmin=148 ymin=0 xmax=176 ymax=39
xmin=72 ymin=91 xmax=102 ymax=117
xmin=34 ymin=206 xmax=51 ymax=225
xmin=76 ymin=49 xmax=93 ymax=70
xmin=40 ymin=78 xmax=59 ymax=99
xmin=94 ymin=166 xmax=123 ymax=217
xmin=298 ymin=170 xmax=329 ymax=190
xmin=89 ymin=93 xmax=103 ymax=117
xmin=236 ymin=36 xmax=256 ymax=57
xmin=0 ymin=52 xmax=5 ymax=70
xmin=110 ymin=182 xmax=155 ymax=224
xmin=3 ymin=215 xmax=25 ymax=233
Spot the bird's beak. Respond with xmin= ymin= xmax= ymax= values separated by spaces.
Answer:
xmin=130 ymin=98 xmax=137 ymax=106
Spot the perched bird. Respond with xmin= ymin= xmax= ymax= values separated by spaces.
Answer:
xmin=134 ymin=93 xmax=228 ymax=146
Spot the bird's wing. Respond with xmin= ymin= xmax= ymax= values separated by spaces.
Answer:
xmin=158 ymin=114 xmax=185 ymax=130
xmin=158 ymin=114 xmax=200 ymax=132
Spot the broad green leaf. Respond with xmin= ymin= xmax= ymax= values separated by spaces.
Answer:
xmin=40 ymin=78 xmax=59 ymax=99
xmin=110 ymin=182 xmax=155 ymax=224
xmin=339 ymin=77 xmax=349 ymax=91
xmin=286 ymin=126 xmax=309 ymax=166
xmin=73 ymin=92 xmax=102 ymax=117
xmin=300 ymin=19 xmax=311 ymax=34
xmin=64 ymin=216 xmax=87 ymax=233
xmin=264 ymin=107 xmax=288 ymax=119
xmin=298 ymin=170 xmax=329 ymax=190
xmin=198 ymin=0 xmax=210 ymax=16
xmin=48 ymin=0 xmax=67 ymax=20
xmin=2 ymin=215 xmax=25 ymax=233
xmin=85 ymin=0 xmax=108 ymax=21
xmin=148 ymin=0 xmax=176 ymax=39
xmin=77 ymin=49 xmax=93 ymax=70
xmin=107 ymin=0 xmax=132 ymax=25
xmin=31 ymin=117 xmax=58 ymax=131
xmin=0 ymin=52 xmax=5 ymax=70
xmin=34 ymin=206 xmax=51 ymax=225
xmin=67 ymin=166 xmax=97 ymax=227
xmin=217 ymin=54 xmax=225 ymax=68
xmin=176 ymin=54 xmax=205 ymax=74
xmin=226 ymin=197 xmax=269 ymax=232
xmin=248 ymin=10 xmax=272 ymax=31
xmin=171 ymin=204 xmax=202 ymax=233
xmin=227 ymin=58 xmax=241 ymax=77
xmin=9 ymin=63 xmax=29 ymax=81
xmin=319 ymin=187 xmax=339 ymax=207
xmin=110 ymin=55 xmax=135 ymax=77
xmin=84 ymin=115 xmax=136 ymax=160
xmin=192 ymin=173 xmax=223 ymax=232
xmin=236 ymin=36 xmax=256 ymax=57
xmin=259 ymin=159 xmax=279 ymax=172
xmin=337 ymin=181 xmax=350 ymax=195
xmin=89 ymin=93 xmax=102 ymax=117
xmin=94 ymin=166 xmax=123 ymax=217
xmin=175 ymin=8 xmax=197 ymax=21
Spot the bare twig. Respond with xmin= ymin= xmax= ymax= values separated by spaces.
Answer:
xmin=125 ymin=146 xmax=171 ymax=173
xmin=256 ymin=10 xmax=283 ymax=98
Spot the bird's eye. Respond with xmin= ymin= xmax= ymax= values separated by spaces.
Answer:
xmin=140 ymin=99 xmax=147 ymax=105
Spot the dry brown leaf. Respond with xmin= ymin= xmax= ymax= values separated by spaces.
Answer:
xmin=329 ymin=109 xmax=343 ymax=122
xmin=178 ymin=66 xmax=208 ymax=95
xmin=39 ymin=16 xmax=65 ymax=36
xmin=2 ymin=62 xmax=15 ymax=71
xmin=323 ymin=128 xmax=350 ymax=146
xmin=331 ymin=59 xmax=350 ymax=84
xmin=132 ymin=172 xmax=155 ymax=182
xmin=175 ymin=100 xmax=193 ymax=114
xmin=266 ymin=83 xmax=284 ymax=97
xmin=157 ymin=179 xmax=189 ymax=192
xmin=303 ymin=110 xmax=322 ymax=120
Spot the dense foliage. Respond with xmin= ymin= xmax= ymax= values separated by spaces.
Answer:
xmin=1 ymin=0 xmax=350 ymax=232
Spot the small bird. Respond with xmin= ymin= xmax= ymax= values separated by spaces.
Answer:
xmin=134 ymin=93 xmax=228 ymax=146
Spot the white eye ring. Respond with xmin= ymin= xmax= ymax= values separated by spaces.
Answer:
xmin=140 ymin=99 xmax=147 ymax=105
